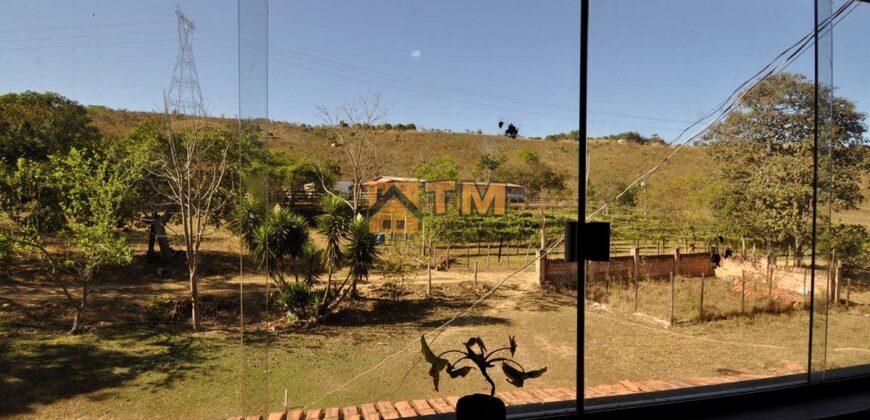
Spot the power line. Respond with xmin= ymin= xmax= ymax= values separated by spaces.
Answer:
xmin=0 ymin=19 xmax=173 ymax=33
xmin=199 ymin=26 xmax=581 ymax=113
xmin=586 ymin=0 xmax=858 ymax=222
xmin=0 ymin=30 xmax=167 ymax=43
xmin=0 ymin=38 xmax=174 ymax=52
xmin=198 ymin=35 xmax=579 ymax=121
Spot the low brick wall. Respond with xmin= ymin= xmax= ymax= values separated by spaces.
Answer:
xmin=228 ymin=387 xmax=577 ymax=419
xmin=538 ymin=250 xmax=715 ymax=289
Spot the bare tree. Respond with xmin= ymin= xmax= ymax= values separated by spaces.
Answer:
xmin=153 ymin=96 xmax=232 ymax=330
xmin=315 ymin=92 xmax=390 ymax=214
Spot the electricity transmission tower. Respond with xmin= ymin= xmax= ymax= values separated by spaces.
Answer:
xmin=168 ymin=6 xmax=205 ymax=117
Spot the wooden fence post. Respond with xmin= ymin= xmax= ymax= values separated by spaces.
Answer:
xmin=673 ymin=248 xmax=681 ymax=276
xmin=846 ymin=277 xmax=851 ymax=309
xmin=466 ymin=245 xmax=471 ymax=270
xmin=741 ymin=270 xmax=746 ymax=314
xmin=699 ymin=273 xmax=706 ymax=320
xmin=835 ymin=259 xmax=842 ymax=304
xmin=633 ymin=247 xmax=639 ymax=312
xmin=669 ymin=271 xmax=675 ymax=326
xmin=473 ymin=261 xmax=478 ymax=286
xmin=427 ymin=262 xmax=432 ymax=297
xmin=803 ymin=269 xmax=808 ymax=302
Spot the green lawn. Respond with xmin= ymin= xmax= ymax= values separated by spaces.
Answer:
xmin=0 ymin=274 xmax=578 ymax=419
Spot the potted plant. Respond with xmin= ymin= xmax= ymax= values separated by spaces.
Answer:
xmin=422 ymin=335 xmax=547 ymax=420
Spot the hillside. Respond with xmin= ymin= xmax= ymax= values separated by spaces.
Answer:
xmin=87 ymin=107 xmax=713 ymax=192
xmin=86 ymin=106 xmax=868 ymax=226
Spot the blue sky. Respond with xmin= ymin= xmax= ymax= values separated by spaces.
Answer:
xmin=0 ymin=0 xmax=868 ymax=139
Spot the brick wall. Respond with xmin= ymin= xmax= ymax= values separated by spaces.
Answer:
xmin=229 ymin=387 xmax=577 ymax=420
xmin=538 ymin=249 xmax=715 ymax=289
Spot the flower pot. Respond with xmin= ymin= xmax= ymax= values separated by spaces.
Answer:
xmin=455 ymin=393 xmax=506 ymax=420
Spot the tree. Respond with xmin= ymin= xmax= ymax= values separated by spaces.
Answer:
xmin=315 ymin=92 xmax=390 ymax=213
xmin=1 ymin=148 xmax=146 ymax=333
xmin=413 ymin=154 xmax=459 ymax=181
xmin=820 ymin=223 xmax=870 ymax=277
xmin=475 ymin=153 xmax=504 ymax=182
xmin=703 ymin=73 xmax=867 ymax=265
xmin=0 ymin=158 xmax=65 ymax=233
xmin=0 ymin=91 xmax=100 ymax=165
xmin=151 ymin=107 xmax=234 ymax=330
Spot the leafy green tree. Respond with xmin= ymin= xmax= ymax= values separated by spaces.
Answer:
xmin=475 ymin=153 xmax=504 ymax=182
xmin=820 ymin=223 xmax=870 ymax=277
xmin=413 ymin=154 xmax=459 ymax=181
xmin=0 ymin=91 xmax=100 ymax=165
xmin=1 ymin=147 xmax=146 ymax=333
xmin=0 ymin=158 xmax=65 ymax=233
xmin=703 ymin=73 xmax=867 ymax=265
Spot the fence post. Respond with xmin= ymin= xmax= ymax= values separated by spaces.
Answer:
xmin=803 ymin=269 xmax=808 ymax=302
xmin=846 ymin=277 xmax=851 ymax=309
xmin=835 ymin=259 xmax=842 ymax=304
xmin=632 ymin=247 xmax=639 ymax=312
xmin=767 ymin=259 xmax=773 ymax=299
xmin=741 ymin=270 xmax=746 ymax=314
xmin=699 ymin=273 xmax=706 ymax=320
xmin=473 ymin=261 xmax=478 ymax=286
xmin=669 ymin=271 xmax=675 ymax=326
xmin=427 ymin=262 xmax=432 ymax=296
xmin=673 ymin=247 xmax=681 ymax=276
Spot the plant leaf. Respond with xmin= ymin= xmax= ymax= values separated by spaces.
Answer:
xmin=467 ymin=336 xmax=487 ymax=353
xmin=525 ymin=366 xmax=547 ymax=379
xmin=446 ymin=364 xmax=473 ymax=378
xmin=502 ymin=362 xmax=526 ymax=387
xmin=421 ymin=336 xmax=448 ymax=391
xmin=502 ymin=363 xmax=547 ymax=388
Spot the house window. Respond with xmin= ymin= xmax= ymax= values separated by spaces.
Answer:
xmin=382 ymin=219 xmax=391 ymax=230
xmin=397 ymin=219 xmax=405 ymax=230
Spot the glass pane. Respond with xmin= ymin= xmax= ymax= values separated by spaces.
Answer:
xmin=810 ymin=0 xmax=834 ymax=380
xmin=819 ymin=0 xmax=870 ymax=378
xmin=239 ymin=0 xmax=271 ymax=416
xmin=258 ymin=1 xmax=580 ymax=413
xmin=585 ymin=0 xmax=819 ymax=402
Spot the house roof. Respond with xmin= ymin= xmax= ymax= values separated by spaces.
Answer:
xmin=363 ymin=176 xmax=424 ymax=185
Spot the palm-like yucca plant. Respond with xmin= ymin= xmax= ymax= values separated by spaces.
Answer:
xmin=230 ymin=192 xmax=265 ymax=251
xmin=316 ymin=195 xmax=351 ymax=305
xmin=249 ymin=204 xmax=309 ymax=289
xmin=298 ymin=241 xmax=325 ymax=287
xmin=345 ymin=214 xmax=381 ymax=298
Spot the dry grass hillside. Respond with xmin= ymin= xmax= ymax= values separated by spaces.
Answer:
xmin=87 ymin=106 xmax=869 ymax=226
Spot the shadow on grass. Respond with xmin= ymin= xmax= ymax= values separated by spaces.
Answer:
xmin=0 ymin=327 xmax=209 ymax=416
xmin=323 ymin=294 xmax=512 ymax=329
